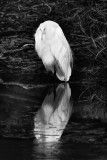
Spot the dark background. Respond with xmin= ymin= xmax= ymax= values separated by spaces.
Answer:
xmin=0 ymin=0 xmax=107 ymax=84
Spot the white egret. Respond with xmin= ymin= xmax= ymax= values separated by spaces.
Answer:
xmin=34 ymin=20 xmax=73 ymax=82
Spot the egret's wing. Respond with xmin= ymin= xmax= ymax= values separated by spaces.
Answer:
xmin=51 ymin=28 xmax=71 ymax=81
xmin=54 ymin=44 xmax=71 ymax=81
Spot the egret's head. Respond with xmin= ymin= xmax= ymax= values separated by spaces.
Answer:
xmin=35 ymin=20 xmax=62 ymax=43
xmin=34 ymin=23 xmax=45 ymax=53
xmin=34 ymin=23 xmax=47 ymax=45
xmin=34 ymin=20 xmax=63 ymax=56
xmin=39 ymin=23 xmax=46 ymax=33
xmin=39 ymin=21 xmax=59 ymax=41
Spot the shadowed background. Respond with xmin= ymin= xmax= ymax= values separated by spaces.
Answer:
xmin=0 ymin=0 xmax=107 ymax=84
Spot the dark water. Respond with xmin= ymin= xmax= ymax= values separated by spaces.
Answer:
xmin=0 ymin=82 xmax=107 ymax=160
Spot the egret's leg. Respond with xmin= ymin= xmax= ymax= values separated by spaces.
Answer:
xmin=54 ymin=65 xmax=56 ymax=80
xmin=54 ymin=65 xmax=56 ymax=100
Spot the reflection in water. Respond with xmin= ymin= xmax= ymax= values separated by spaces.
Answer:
xmin=33 ymin=141 xmax=61 ymax=160
xmin=34 ymin=83 xmax=72 ymax=142
xmin=0 ymin=82 xmax=107 ymax=160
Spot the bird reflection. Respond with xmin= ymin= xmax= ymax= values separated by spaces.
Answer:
xmin=34 ymin=83 xmax=73 ymax=142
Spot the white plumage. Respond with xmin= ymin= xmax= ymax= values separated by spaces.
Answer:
xmin=34 ymin=20 xmax=73 ymax=81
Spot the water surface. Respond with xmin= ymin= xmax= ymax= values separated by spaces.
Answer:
xmin=0 ymin=82 xmax=107 ymax=160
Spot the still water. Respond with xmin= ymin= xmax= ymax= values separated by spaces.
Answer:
xmin=0 ymin=82 xmax=107 ymax=160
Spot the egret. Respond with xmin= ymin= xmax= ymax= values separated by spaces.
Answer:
xmin=34 ymin=20 xmax=73 ymax=82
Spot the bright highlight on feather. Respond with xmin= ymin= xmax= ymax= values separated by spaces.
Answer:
xmin=34 ymin=20 xmax=73 ymax=82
